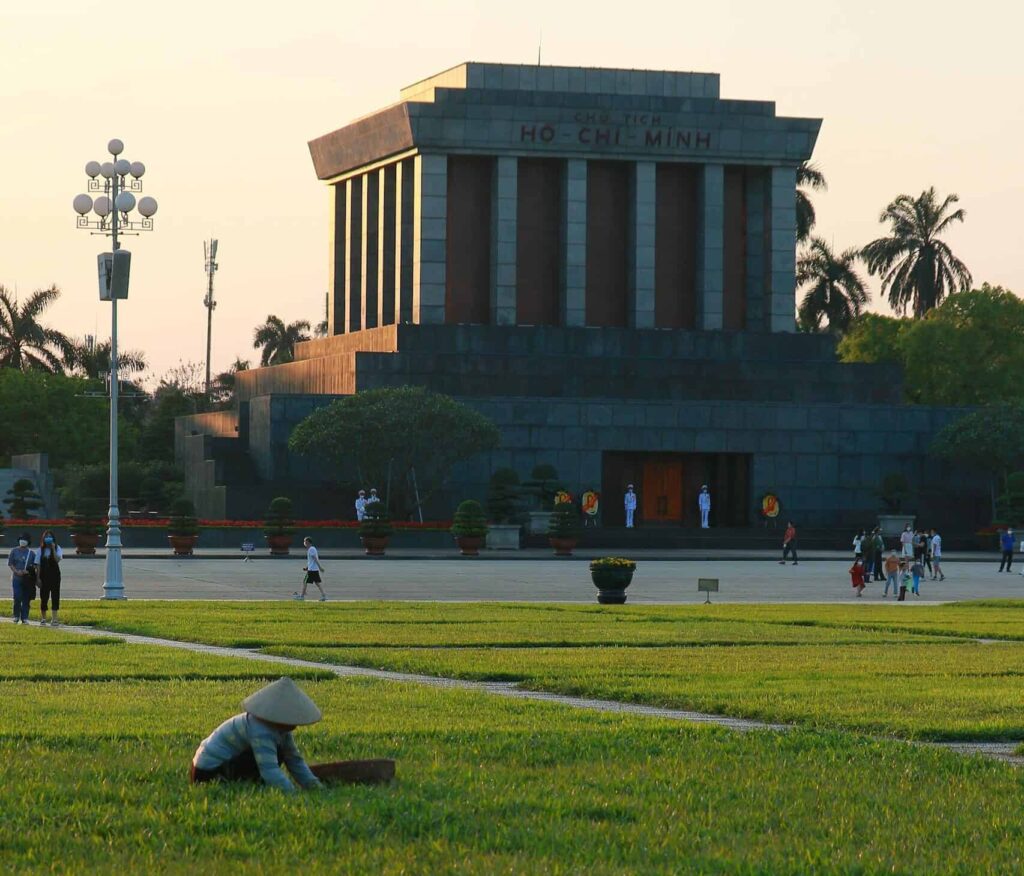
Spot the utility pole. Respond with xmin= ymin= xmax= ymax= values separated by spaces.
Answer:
xmin=203 ymin=239 xmax=219 ymax=398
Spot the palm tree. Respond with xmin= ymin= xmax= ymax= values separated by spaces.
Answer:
xmin=861 ymin=187 xmax=972 ymax=317
xmin=210 ymin=358 xmax=250 ymax=405
xmin=253 ymin=316 xmax=310 ymax=366
xmin=796 ymin=237 xmax=869 ymax=333
xmin=796 ymin=162 xmax=827 ymax=243
xmin=0 ymin=285 xmax=72 ymax=372
xmin=65 ymin=337 xmax=148 ymax=379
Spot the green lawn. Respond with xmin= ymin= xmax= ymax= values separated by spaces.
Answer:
xmin=4 ymin=622 xmax=1024 ymax=874
xmin=60 ymin=600 xmax=1024 ymax=739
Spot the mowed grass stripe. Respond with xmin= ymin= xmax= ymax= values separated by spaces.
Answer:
xmin=4 ymin=671 xmax=1024 ymax=873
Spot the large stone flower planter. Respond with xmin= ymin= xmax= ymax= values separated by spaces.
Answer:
xmin=485 ymin=524 xmax=521 ymax=550
xmin=168 ymin=534 xmax=198 ymax=556
xmin=455 ymin=535 xmax=484 ymax=557
xmin=549 ymin=537 xmax=577 ymax=557
xmin=591 ymin=568 xmax=635 ymax=604
xmin=361 ymin=535 xmax=390 ymax=557
xmin=527 ymin=511 xmax=554 ymax=535
xmin=72 ymin=533 xmax=100 ymax=556
xmin=265 ymin=534 xmax=293 ymax=556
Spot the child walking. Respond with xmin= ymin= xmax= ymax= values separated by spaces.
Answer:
xmin=293 ymin=537 xmax=327 ymax=602
xmin=910 ymin=558 xmax=923 ymax=596
xmin=849 ymin=558 xmax=866 ymax=597
xmin=897 ymin=561 xmax=910 ymax=602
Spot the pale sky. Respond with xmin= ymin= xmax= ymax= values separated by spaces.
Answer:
xmin=2 ymin=0 xmax=1021 ymax=379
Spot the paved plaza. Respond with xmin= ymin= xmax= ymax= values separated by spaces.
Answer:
xmin=55 ymin=551 xmax=1023 ymax=603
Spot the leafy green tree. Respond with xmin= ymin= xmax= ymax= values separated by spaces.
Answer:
xmin=253 ymin=316 xmax=310 ymax=366
xmin=0 ymin=285 xmax=72 ymax=372
xmin=210 ymin=358 xmax=250 ymax=407
xmin=796 ymin=237 xmax=869 ymax=333
xmin=836 ymin=313 xmax=909 ymax=364
xmin=861 ymin=187 xmax=972 ymax=317
xmin=4 ymin=478 xmax=44 ymax=519
xmin=796 ymin=162 xmax=827 ymax=243
xmin=0 ymin=370 xmax=110 ymax=467
xmin=289 ymin=387 xmax=500 ymax=518
xmin=899 ymin=285 xmax=1024 ymax=405
xmin=931 ymin=406 xmax=1024 ymax=518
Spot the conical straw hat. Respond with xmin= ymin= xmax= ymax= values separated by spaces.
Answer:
xmin=242 ymin=677 xmax=322 ymax=725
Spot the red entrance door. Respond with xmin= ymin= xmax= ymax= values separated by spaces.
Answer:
xmin=642 ymin=456 xmax=683 ymax=523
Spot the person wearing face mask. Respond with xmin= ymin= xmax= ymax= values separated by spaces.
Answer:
xmin=8 ymin=532 xmax=34 ymax=625
xmin=36 ymin=529 xmax=63 ymax=626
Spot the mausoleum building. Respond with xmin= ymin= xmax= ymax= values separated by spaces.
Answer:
xmin=177 ymin=63 xmax=978 ymax=529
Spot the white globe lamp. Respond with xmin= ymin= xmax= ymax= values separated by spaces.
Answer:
xmin=114 ymin=158 xmax=131 ymax=176
xmin=115 ymin=192 xmax=136 ymax=213
xmin=129 ymin=161 xmax=145 ymax=178
xmin=107 ymin=138 xmax=124 ymax=156
xmin=85 ymin=161 xmax=101 ymax=178
xmin=73 ymin=194 xmax=94 ymax=215
xmin=138 ymin=196 xmax=158 ymax=218
xmin=93 ymin=196 xmax=111 ymax=217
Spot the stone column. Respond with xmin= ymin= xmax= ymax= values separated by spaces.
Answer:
xmin=395 ymin=158 xmax=415 ymax=324
xmin=767 ymin=165 xmax=798 ymax=332
xmin=491 ymin=157 xmax=517 ymax=325
xmin=562 ymin=158 xmax=587 ymax=327
xmin=412 ymin=154 xmax=447 ymax=324
xmin=697 ymin=163 xmax=724 ymax=330
xmin=378 ymin=165 xmax=396 ymax=326
xmin=360 ymin=170 xmax=379 ymax=330
xmin=744 ymin=169 xmax=767 ymax=331
xmin=630 ymin=161 xmax=656 ymax=329
xmin=328 ymin=182 xmax=346 ymax=335
xmin=344 ymin=176 xmax=363 ymax=333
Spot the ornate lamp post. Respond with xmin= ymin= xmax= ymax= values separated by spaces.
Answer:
xmin=72 ymin=139 xmax=158 ymax=600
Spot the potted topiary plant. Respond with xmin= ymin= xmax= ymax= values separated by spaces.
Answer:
xmin=877 ymin=473 xmax=914 ymax=535
xmin=167 ymin=498 xmax=200 ymax=556
xmin=451 ymin=499 xmax=488 ymax=557
xmin=589 ymin=557 xmax=637 ymax=604
xmin=486 ymin=467 xmax=522 ymax=550
xmin=70 ymin=501 xmax=105 ymax=556
xmin=359 ymin=503 xmax=393 ymax=556
xmin=264 ymin=496 xmax=295 ymax=556
xmin=548 ymin=500 xmax=580 ymax=557
xmin=524 ymin=464 xmax=565 ymax=534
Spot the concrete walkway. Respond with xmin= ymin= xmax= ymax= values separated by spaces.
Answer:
xmin=8 ymin=617 xmax=1021 ymax=765
xmin=55 ymin=555 xmax=1024 ymax=603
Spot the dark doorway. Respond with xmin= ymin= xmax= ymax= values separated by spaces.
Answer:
xmin=602 ymin=451 xmax=750 ymax=527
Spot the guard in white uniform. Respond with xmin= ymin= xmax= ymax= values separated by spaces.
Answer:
xmin=698 ymin=485 xmax=711 ymax=529
xmin=354 ymin=490 xmax=367 ymax=521
xmin=624 ymin=484 xmax=637 ymax=528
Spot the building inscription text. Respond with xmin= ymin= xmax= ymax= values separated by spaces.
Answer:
xmin=519 ymin=112 xmax=712 ymax=152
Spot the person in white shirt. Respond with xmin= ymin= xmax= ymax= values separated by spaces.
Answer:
xmin=294 ymin=537 xmax=326 ymax=601
xmin=852 ymin=530 xmax=864 ymax=559
xmin=930 ymin=529 xmax=945 ymax=581
xmin=899 ymin=524 xmax=914 ymax=559
xmin=354 ymin=490 xmax=367 ymax=521
xmin=698 ymin=485 xmax=711 ymax=528
xmin=624 ymin=484 xmax=637 ymax=528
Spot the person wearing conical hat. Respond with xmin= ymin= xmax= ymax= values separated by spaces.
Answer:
xmin=190 ymin=677 xmax=323 ymax=792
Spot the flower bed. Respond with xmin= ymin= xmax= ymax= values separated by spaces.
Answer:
xmin=5 ymin=518 xmax=452 ymax=531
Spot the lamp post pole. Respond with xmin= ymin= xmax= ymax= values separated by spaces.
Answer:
xmin=73 ymin=139 xmax=158 ymax=600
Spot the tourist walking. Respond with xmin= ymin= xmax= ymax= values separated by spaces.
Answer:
xmin=930 ymin=529 xmax=945 ymax=580
xmin=36 ymin=529 xmax=63 ymax=626
xmin=8 ymin=532 xmax=34 ymax=624
xmin=910 ymin=557 xmax=924 ymax=596
xmin=999 ymin=528 xmax=1016 ymax=573
xmin=899 ymin=524 xmax=914 ymax=560
xmin=698 ymin=485 xmax=711 ymax=529
xmin=849 ymin=558 xmax=866 ymax=597
xmin=871 ymin=528 xmax=886 ymax=580
xmin=913 ymin=529 xmax=926 ymax=563
xmin=863 ymin=530 xmax=877 ymax=580
xmin=624 ymin=484 xmax=637 ymax=528
xmin=852 ymin=530 xmax=865 ymax=560
xmin=883 ymin=551 xmax=900 ymax=597
xmin=779 ymin=521 xmax=798 ymax=565
xmin=293 ymin=537 xmax=327 ymax=602
xmin=897 ymin=561 xmax=910 ymax=601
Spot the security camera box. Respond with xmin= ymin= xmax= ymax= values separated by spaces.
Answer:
xmin=98 ymin=250 xmax=131 ymax=300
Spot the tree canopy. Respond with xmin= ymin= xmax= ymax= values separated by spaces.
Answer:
xmin=253 ymin=315 xmax=310 ymax=366
xmin=796 ymin=162 xmax=826 ymax=244
xmin=0 ymin=285 xmax=71 ymax=372
xmin=289 ymin=387 xmax=500 ymax=517
xmin=930 ymin=406 xmax=1024 ymax=482
xmin=861 ymin=187 xmax=972 ymax=317
xmin=796 ymin=237 xmax=869 ymax=333
xmin=838 ymin=285 xmax=1024 ymax=406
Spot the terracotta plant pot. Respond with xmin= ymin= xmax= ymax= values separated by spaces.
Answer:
xmin=72 ymin=533 xmax=100 ymax=556
xmin=361 ymin=535 xmax=389 ymax=556
xmin=455 ymin=535 xmax=484 ymax=557
xmin=591 ymin=568 xmax=635 ymax=604
xmin=168 ymin=534 xmax=198 ymax=556
xmin=266 ymin=534 xmax=293 ymax=556
xmin=549 ymin=537 xmax=577 ymax=557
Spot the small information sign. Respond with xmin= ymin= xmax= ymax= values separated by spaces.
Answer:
xmin=241 ymin=542 xmax=255 ymax=562
xmin=698 ymin=577 xmax=719 ymax=604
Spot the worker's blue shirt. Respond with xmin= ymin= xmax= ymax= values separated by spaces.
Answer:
xmin=1001 ymin=532 xmax=1016 ymax=551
